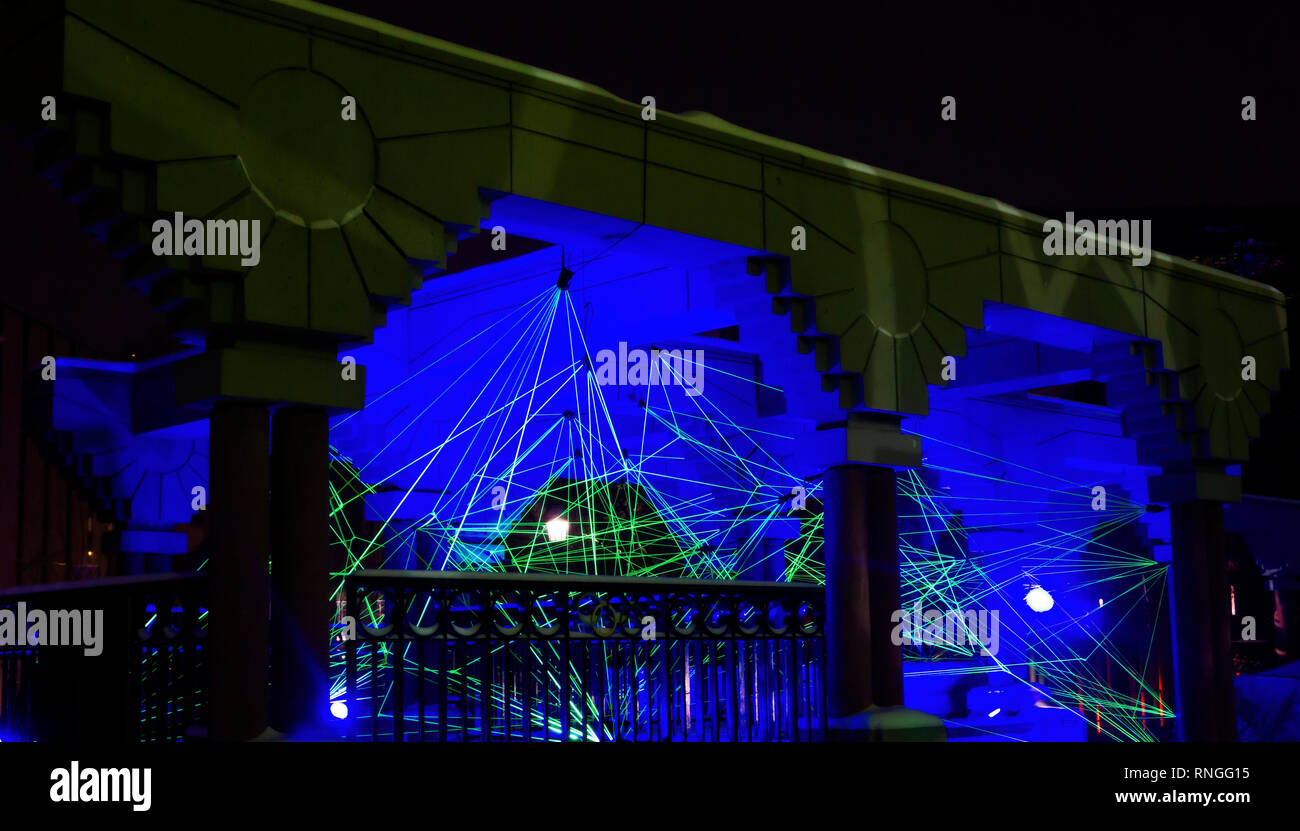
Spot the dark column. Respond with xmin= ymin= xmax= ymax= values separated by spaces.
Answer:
xmin=1168 ymin=499 xmax=1236 ymax=741
xmin=270 ymin=406 xmax=330 ymax=736
xmin=865 ymin=466 xmax=903 ymax=706
xmin=1273 ymin=588 xmax=1300 ymax=659
xmin=0 ymin=308 xmax=23 ymax=588
xmin=824 ymin=463 xmax=902 ymax=718
xmin=208 ymin=401 xmax=270 ymax=741
xmin=824 ymin=464 xmax=871 ymax=718
xmin=1204 ymin=503 xmax=1237 ymax=742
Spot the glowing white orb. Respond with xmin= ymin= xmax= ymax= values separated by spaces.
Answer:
xmin=1024 ymin=586 xmax=1054 ymax=613
xmin=545 ymin=516 xmax=570 ymax=542
xmin=330 ymin=700 xmax=348 ymax=720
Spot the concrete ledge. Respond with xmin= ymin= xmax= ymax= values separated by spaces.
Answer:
xmin=172 ymin=346 xmax=366 ymax=413
xmin=829 ymin=706 xmax=947 ymax=742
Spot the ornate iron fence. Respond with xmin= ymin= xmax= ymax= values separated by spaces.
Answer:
xmin=342 ymin=570 xmax=827 ymax=742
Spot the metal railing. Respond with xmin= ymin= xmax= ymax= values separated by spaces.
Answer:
xmin=343 ymin=570 xmax=827 ymax=742
xmin=0 ymin=572 xmax=207 ymax=741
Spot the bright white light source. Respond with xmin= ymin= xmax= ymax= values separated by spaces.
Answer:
xmin=1024 ymin=585 xmax=1054 ymax=613
xmin=545 ymin=516 xmax=569 ymax=542
xmin=330 ymin=700 xmax=348 ymax=720
xmin=987 ymin=708 xmax=1001 ymax=718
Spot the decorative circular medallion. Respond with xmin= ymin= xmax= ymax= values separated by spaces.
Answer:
xmin=859 ymin=221 xmax=930 ymax=337
xmin=1201 ymin=309 xmax=1245 ymax=402
xmin=238 ymin=69 xmax=375 ymax=228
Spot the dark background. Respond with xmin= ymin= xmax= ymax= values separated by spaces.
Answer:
xmin=317 ymin=3 xmax=1299 ymax=214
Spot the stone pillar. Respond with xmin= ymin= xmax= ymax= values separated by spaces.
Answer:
xmin=1273 ymin=588 xmax=1300 ymax=660
xmin=207 ymin=401 xmax=270 ymax=741
xmin=823 ymin=463 xmax=873 ymax=719
xmin=1167 ymin=501 xmax=1236 ymax=741
xmin=1151 ymin=465 xmax=1239 ymax=742
xmin=865 ymin=466 xmax=903 ymax=707
xmin=823 ymin=462 xmax=903 ymax=719
xmin=270 ymin=405 xmax=330 ymax=736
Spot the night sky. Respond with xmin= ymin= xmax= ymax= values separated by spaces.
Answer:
xmin=320 ymin=3 xmax=1299 ymax=215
